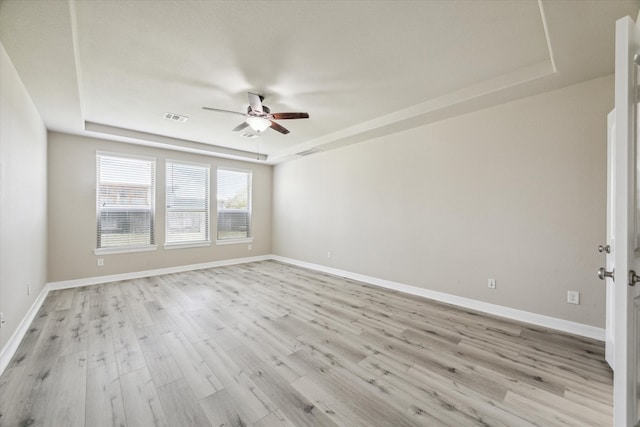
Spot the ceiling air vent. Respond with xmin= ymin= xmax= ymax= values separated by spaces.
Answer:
xmin=296 ymin=148 xmax=322 ymax=157
xmin=164 ymin=112 xmax=188 ymax=123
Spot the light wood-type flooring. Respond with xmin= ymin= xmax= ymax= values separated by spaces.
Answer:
xmin=0 ymin=260 xmax=612 ymax=426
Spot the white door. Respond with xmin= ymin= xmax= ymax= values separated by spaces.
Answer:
xmin=612 ymin=15 xmax=640 ymax=427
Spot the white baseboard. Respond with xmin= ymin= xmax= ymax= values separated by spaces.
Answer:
xmin=47 ymin=255 xmax=272 ymax=290
xmin=0 ymin=284 xmax=50 ymax=375
xmin=271 ymin=255 xmax=606 ymax=341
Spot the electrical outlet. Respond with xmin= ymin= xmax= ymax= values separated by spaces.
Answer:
xmin=327 ymin=251 xmax=332 ymax=259
xmin=567 ymin=291 xmax=580 ymax=305
xmin=248 ymin=244 xmax=252 ymax=251
xmin=487 ymin=278 xmax=496 ymax=289
xmin=97 ymin=258 xmax=104 ymax=267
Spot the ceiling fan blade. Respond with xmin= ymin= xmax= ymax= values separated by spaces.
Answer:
xmin=272 ymin=112 xmax=309 ymax=120
xmin=248 ymin=92 xmax=264 ymax=113
xmin=269 ymin=120 xmax=290 ymax=134
xmin=202 ymin=106 xmax=246 ymax=117
xmin=232 ymin=121 xmax=249 ymax=132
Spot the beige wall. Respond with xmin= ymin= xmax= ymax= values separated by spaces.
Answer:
xmin=0 ymin=43 xmax=48 ymax=350
xmin=47 ymin=133 xmax=272 ymax=282
xmin=273 ymin=75 xmax=612 ymax=328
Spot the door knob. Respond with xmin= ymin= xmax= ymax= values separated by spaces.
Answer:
xmin=629 ymin=270 xmax=639 ymax=287
xmin=597 ymin=267 xmax=614 ymax=280
xmin=598 ymin=244 xmax=611 ymax=253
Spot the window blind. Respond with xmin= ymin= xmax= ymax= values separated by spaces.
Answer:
xmin=217 ymin=168 xmax=252 ymax=240
xmin=166 ymin=161 xmax=210 ymax=244
xmin=97 ymin=154 xmax=155 ymax=249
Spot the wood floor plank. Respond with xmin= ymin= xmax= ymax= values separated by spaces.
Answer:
xmin=59 ymin=310 xmax=89 ymax=357
xmin=186 ymin=308 xmax=240 ymax=350
xmin=162 ymin=273 xmax=204 ymax=309
xmin=119 ymin=279 xmax=153 ymax=304
xmin=85 ymin=362 xmax=127 ymax=427
xmin=111 ymin=316 xmax=146 ymax=375
xmin=455 ymin=341 xmax=567 ymax=396
xmin=165 ymin=305 xmax=209 ymax=343
xmin=564 ymin=384 xmax=613 ymax=408
xmin=235 ymin=312 xmax=299 ymax=356
xmin=227 ymin=344 xmax=340 ymax=427
xmin=120 ymin=367 xmax=168 ymax=427
xmin=52 ymin=288 xmax=75 ymax=311
xmin=87 ymin=317 xmax=116 ymax=369
xmin=44 ymin=351 xmax=87 ymax=427
xmin=143 ymin=278 xmax=179 ymax=309
xmin=0 ymin=260 xmax=614 ymax=427
xmin=0 ymin=362 xmax=55 ymax=427
xmin=161 ymin=330 xmax=223 ymax=399
xmin=156 ymin=378 xmax=210 ymax=427
xmin=0 ymin=309 xmax=68 ymax=426
xmin=91 ymin=283 xmax=114 ymax=322
xmin=135 ymin=326 xmax=183 ymax=388
xmin=503 ymin=390 xmax=588 ymax=426
xmin=199 ymin=388 xmax=252 ymax=427
xmin=254 ymin=410 xmax=297 ymax=427
xmin=125 ymin=302 xmax=154 ymax=329
xmin=290 ymin=375 xmax=368 ymax=427
xmin=506 ymin=385 xmax=611 ymax=426
xmin=0 ymin=363 xmax=27 ymax=423
xmin=193 ymin=338 xmax=275 ymax=423
xmin=289 ymin=347 xmax=423 ymax=427
xmin=70 ymin=288 xmax=91 ymax=315
xmin=231 ymin=320 xmax=304 ymax=383
xmin=403 ymin=361 xmax=539 ymax=426
xmin=143 ymin=300 xmax=179 ymax=335
xmin=294 ymin=333 xmax=465 ymax=427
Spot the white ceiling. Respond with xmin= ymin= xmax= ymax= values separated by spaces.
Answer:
xmin=1 ymin=0 xmax=638 ymax=164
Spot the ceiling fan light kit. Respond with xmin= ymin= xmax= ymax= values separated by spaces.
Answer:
xmin=246 ymin=116 xmax=271 ymax=133
xmin=203 ymin=92 xmax=309 ymax=135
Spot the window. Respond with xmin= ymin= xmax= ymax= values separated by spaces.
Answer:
xmin=166 ymin=161 xmax=210 ymax=246
xmin=217 ymin=167 xmax=252 ymax=242
xmin=96 ymin=153 xmax=156 ymax=252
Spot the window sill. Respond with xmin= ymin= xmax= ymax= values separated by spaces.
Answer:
xmin=163 ymin=241 xmax=211 ymax=250
xmin=94 ymin=245 xmax=158 ymax=255
xmin=215 ymin=238 xmax=253 ymax=246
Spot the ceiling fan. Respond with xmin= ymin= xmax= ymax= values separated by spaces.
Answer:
xmin=202 ymin=92 xmax=309 ymax=135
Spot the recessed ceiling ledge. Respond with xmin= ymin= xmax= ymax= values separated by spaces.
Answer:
xmin=84 ymin=121 xmax=267 ymax=162
xmin=270 ymin=59 xmax=556 ymax=163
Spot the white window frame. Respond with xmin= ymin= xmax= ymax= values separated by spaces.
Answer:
xmin=94 ymin=152 xmax=157 ymax=255
xmin=216 ymin=166 xmax=253 ymax=245
xmin=164 ymin=159 xmax=211 ymax=249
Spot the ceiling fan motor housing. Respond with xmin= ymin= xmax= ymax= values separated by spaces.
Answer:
xmin=248 ymin=105 xmax=270 ymax=116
